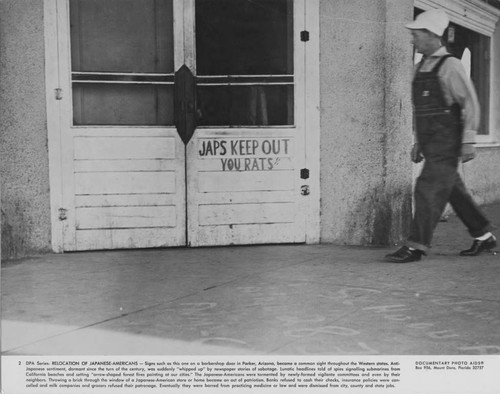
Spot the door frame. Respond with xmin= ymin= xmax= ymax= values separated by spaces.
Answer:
xmin=303 ymin=0 xmax=320 ymax=243
xmin=43 ymin=0 xmax=320 ymax=252
xmin=44 ymin=0 xmax=64 ymax=252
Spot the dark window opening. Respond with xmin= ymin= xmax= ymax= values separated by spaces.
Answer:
xmin=195 ymin=0 xmax=294 ymax=127
xmin=70 ymin=0 xmax=175 ymax=126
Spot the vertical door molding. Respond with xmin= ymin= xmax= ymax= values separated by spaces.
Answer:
xmin=46 ymin=0 xmax=187 ymax=251
xmin=173 ymin=0 xmax=186 ymax=70
xmin=55 ymin=0 xmax=78 ymax=250
xmin=183 ymin=0 xmax=196 ymax=73
xmin=304 ymin=0 xmax=321 ymax=243
xmin=186 ymin=0 xmax=318 ymax=247
xmin=44 ymin=0 xmax=65 ymax=252
xmin=44 ymin=0 xmax=321 ymax=250
xmin=173 ymin=0 xmax=196 ymax=72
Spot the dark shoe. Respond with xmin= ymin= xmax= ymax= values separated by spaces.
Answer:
xmin=460 ymin=235 xmax=497 ymax=256
xmin=385 ymin=246 xmax=424 ymax=263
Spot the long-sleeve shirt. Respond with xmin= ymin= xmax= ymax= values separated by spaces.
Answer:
xmin=414 ymin=46 xmax=480 ymax=144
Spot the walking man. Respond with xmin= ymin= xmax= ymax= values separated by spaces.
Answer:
xmin=385 ymin=8 xmax=496 ymax=263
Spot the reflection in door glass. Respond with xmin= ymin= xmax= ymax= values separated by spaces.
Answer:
xmin=197 ymin=85 xmax=293 ymax=126
xmin=73 ymin=84 xmax=174 ymax=126
xmin=196 ymin=0 xmax=294 ymax=126
xmin=70 ymin=0 xmax=175 ymax=125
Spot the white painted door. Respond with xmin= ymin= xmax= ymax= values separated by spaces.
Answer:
xmin=52 ymin=0 xmax=186 ymax=251
xmin=47 ymin=0 xmax=319 ymax=251
xmin=186 ymin=0 xmax=308 ymax=246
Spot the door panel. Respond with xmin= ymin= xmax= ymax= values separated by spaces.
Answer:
xmin=195 ymin=0 xmax=294 ymax=127
xmin=52 ymin=0 xmax=310 ymax=250
xmin=195 ymin=0 xmax=293 ymax=76
xmin=197 ymin=171 xmax=294 ymax=193
xmin=70 ymin=0 xmax=175 ymax=126
xmin=187 ymin=133 xmax=305 ymax=246
xmin=72 ymin=84 xmax=175 ymax=126
xmin=75 ymin=228 xmax=179 ymax=250
xmin=186 ymin=0 xmax=306 ymax=246
xmin=70 ymin=0 xmax=174 ymax=73
xmin=59 ymin=0 xmax=185 ymax=250
xmin=75 ymin=172 xmax=177 ymax=195
xmin=198 ymin=203 xmax=296 ymax=226
xmin=74 ymin=137 xmax=177 ymax=159
xmin=70 ymin=130 xmax=185 ymax=249
xmin=74 ymin=194 xmax=177 ymax=207
xmin=76 ymin=206 xmax=178 ymax=229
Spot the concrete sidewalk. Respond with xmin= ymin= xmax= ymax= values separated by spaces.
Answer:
xmin=1 ymin=204 xmax=499 ymax=356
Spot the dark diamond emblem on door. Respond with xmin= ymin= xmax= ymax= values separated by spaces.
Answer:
xmin=174 ymin=65 xmax=197 ymax=145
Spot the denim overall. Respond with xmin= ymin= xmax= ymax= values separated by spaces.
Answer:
xmin=408 ymin=55 xmax=491 ymax=250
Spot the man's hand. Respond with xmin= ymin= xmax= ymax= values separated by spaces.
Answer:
xmin=411 ymin=143 xmax=423 ymax=163
xmin=461 ymin=143 xmax=475 ymax=163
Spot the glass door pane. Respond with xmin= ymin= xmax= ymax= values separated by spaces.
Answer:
xmin=70 ymin=0 xmax=175 ymax=125
xmin=195 ymin=0 xmax=294 ymax=126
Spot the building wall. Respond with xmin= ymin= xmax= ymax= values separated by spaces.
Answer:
xmin=0 ymin=0 xmax=52 ymax=259
xmin=319 ymin=0 xmax=415 ymax=245
xmin=0 ymin=0 xmax=498 ymax=259
xmin=465 ymin=147 xmax=500 ymax=205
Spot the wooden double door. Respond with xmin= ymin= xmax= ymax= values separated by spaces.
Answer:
xmin=46 ymin=0 xmax=319 ymax=251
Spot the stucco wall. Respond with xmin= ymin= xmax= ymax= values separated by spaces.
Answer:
xmin=319 ymin=0 xmax=415 ymax=245
xmin=0 ymin=0 xmax=497 ymax=258
xmin=464 ymin=147 xmax=500 ymax=205
xmin=0 ymin=0 xmax=52 ymax=258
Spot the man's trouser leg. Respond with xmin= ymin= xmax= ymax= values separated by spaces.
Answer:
xmin=407 ymin=158 xmax=457 ymax=250
xmin=448 ymin=175 xmax=493 ymax=237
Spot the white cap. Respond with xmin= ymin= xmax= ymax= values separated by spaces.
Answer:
xmin=405 ymin=9 xmax=449 ymax=37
